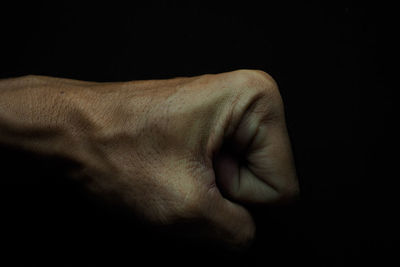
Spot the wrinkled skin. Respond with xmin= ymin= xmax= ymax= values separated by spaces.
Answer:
xmin=0 ymin=70 xmax=298 ymax=250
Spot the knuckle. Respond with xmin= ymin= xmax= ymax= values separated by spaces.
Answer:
xmin=226 ymin=70 xmax=284 ymax=115
xmin=228 ymin=70 xmax=284 ymax=121
xmin=229 ymin=69 xmax=279 ymax=94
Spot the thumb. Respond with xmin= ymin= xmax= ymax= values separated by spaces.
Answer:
xmin=202 ymin=185 xmax=256 ymax=250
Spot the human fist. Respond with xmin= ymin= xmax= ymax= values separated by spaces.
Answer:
xmin=70 ymin=69 xmax=298 ymax=248
xmin=1 ymin=70 xmax=298 ymax=249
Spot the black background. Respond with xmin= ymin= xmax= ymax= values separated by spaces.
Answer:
xmin=0 ymin=1 xmax=397 ymax=266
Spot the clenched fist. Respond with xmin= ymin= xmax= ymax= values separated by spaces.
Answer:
xmin=0 ymin=70 xmax=298 ymax=249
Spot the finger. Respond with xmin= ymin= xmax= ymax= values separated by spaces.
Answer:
xmin=246 ymin=119 xmax=299 ymax=201
xmin=215 ymin=94 xmax=298 ymax=204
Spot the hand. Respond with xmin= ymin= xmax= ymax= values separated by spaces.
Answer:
xmin=0 ymin=70 xmax=298 ymax=250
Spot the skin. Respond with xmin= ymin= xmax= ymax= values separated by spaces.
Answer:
xmin=0 ymin=69 xmax=299 ymax=250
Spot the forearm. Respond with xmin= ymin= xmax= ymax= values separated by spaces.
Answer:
xmin=0 ymin=75 xmax=95 ymax=160
xmin=0 ymin=75 xmax=159 ymax=181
